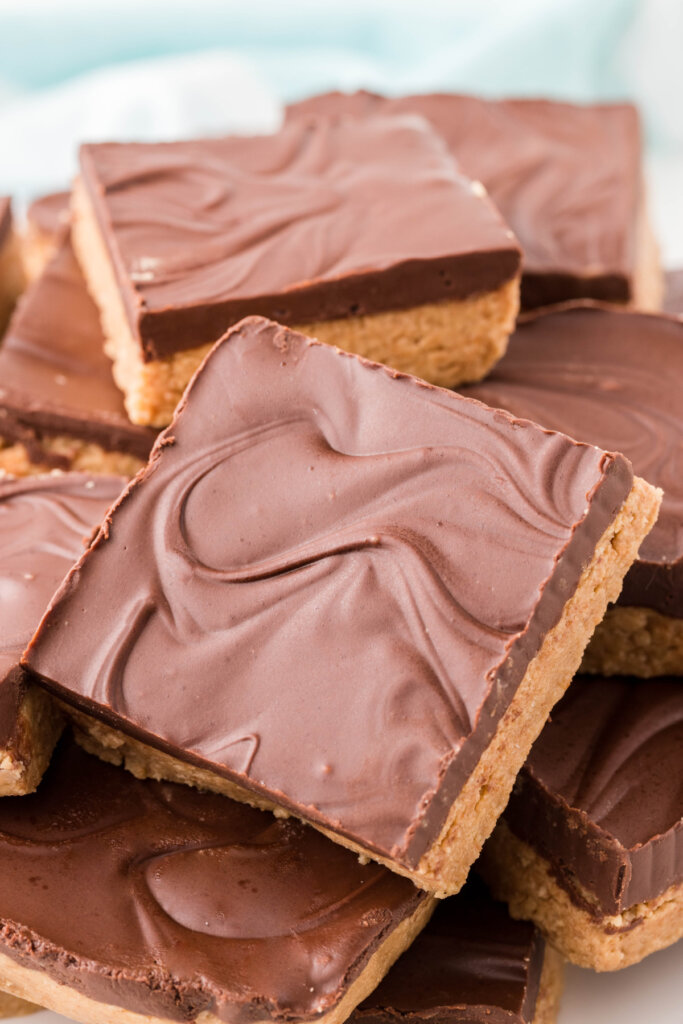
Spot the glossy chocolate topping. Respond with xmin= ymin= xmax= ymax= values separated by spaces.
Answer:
xmin=0 ymin=238 xmax=158 ymax=466
xmin=0 ymin=474 xmax=125 ymax=748
xmin=26 ymin=191 xmax=70 ymax=240
xmin=664 ymin=269 xmax=683 ymax=314
xmin=79 ymin=116 xmax=520 ymax=361
xmin=0 ymin=198 xmax=10 ymax=248
xmin=504 ymin=676 xmax=683 ymax=915
xmin=352 ymin=877 xmax=544 ymax=1024
xmin=0 ymin=735 xmax=425 ymax=1023
xmin=24 ymin=317 xmax=634 ymax=869
xmin=287 ymin=92 xmax=642 ymax=309
xmin=460 ymin=302 xmax=682 ymax=617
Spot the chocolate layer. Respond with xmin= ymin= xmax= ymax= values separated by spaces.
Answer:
xmin=352 ymin=877 xmax=544 ymax=1024
xmin=503 ymin=675 xmax=683 ymax=915
xmin=79 ymin=116 xmax=520 ymax=361
xmin=0 ymin=734 xmax=425 ymax=1023
xmin=287 ymin=92 xmax=642 ymax=309
xmin=664 ymin=269 xmax=683 ymax=314
xmin=0 ymin=474 xmax=125 ymax=749
xmin=460 ymin=301 xmax=682 ymax=617
xmin=26 ymin=191 xmax=70 ymax=241
xmin=23 ymin=316 xmax=634 ymax=870
xmin=0 ymin=238 xmax=157 ymax=467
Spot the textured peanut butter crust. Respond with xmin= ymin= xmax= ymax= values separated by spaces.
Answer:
xmin=0 ymin=228 xmax=26 ymax=335
xmin=0 ymin=436 xmax=144 ymax=479
xmin=72 ymin=176 xmax=519 ymax=427
xmin=68 ymin=474 xmax=660 ymax=896
xmin=481 ymin=823 xmax=683 ymax=971
xmin=0 ymin=684 xmax=63 ymax=797
xmin=582 ymin=604 xmax=683 ymax=676
xmin=0 ymin=890 xmax=434 ymax=1024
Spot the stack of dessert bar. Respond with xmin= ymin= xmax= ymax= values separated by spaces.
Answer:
xmin=0 ymin=89 xmax=679 ymax=1024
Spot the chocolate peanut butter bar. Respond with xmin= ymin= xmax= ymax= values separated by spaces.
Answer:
xmin=0 ymin=199 xmax=26 ymax=336
xmin=0 ymin=474 xmax=125 ymax=795
xmin=23 ymin=317 xmax=661 ymax=894
xmin=0 ymin=736 xmax=432 ymax=1024
xmin=351 ymin=877 xmax=563 ymax=1024
xmin=287 ymin=92 xmax=661 ymax=311
xmin=22 ymin=191 xmax=70 ymax=282
xmin=0 ymin=238 xmax=157 ymax=477
xmin=72 ymin=115 xmax=521 ymax=426
xmin=460 ymin=301 xmax=683 ymax=676
xmin=480 ymin=675 xmax=683 ymax=971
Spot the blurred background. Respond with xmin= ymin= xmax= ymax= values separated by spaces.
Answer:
xmin=1 ymin=0 xmax=682 ymax=264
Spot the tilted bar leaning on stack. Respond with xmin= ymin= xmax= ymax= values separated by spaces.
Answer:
xmin=23 ymin=316 xmax=661 ymax=897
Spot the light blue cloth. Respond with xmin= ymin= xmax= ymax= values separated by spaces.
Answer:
xmin=0 ymin=0 xmax=639 ymax=100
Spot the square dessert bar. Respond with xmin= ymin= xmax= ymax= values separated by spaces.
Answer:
xmin=480 ymin=675 xmax=683 ymax=971
xmin=0 ymin=474 xmax=125 ymax=795
xmin=0 ymin=198 xmax=26 ymax=335
xmin=72 ymin=115 xmax=521 ymax=426
xmin=351 ymin=877 xmax=563 ymax=1024
xmin=0 ymin=237 xmax=157 ymax=477
xmin=23 ymin=317 xmax=661 ymax=896
xmin=0 ymin=735 xmax=432 ymax=1024
xmin=22 ymin=190 xmax=70 ymax=282
xmin=460 ymin=301 xmax=683 ymax=676
xmin=287 ymin=92 xmax=661 ymax=311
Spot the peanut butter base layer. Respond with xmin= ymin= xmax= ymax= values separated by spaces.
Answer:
xmin=481 ymin=822 xmax=683 ymax=971
xmin=20 ymin=230 xmax=59 ymax=285
xmin=69 ymin=474 xmax=660 ymax=896
xmin=72 ymin=176 xmax=520 ymax=427
xmin=581 ymin=604 xmax=683 ymax=676
xmin=0 ymin=685 xmax=63 ymax=797
xmin=0 ymin=436 xmax=145 ymax=479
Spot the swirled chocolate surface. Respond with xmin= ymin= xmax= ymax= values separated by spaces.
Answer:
xmin=79 ymin=116 xmax=520 ymax=361
xmin=26 ymin=191 xmax=70 ymax=240
xmin=0 ymin=474 xmax=125 ymax=748
xmin=0 ymin=735 xmax=425 ymax=1023
xmin=287 ymin=92 xmax=642 ymax=309
xmin=0 ymin=238 xmax=158 ymax=466
xmin=24 ymin=316 xmax=633 ymax=869
xmin=503 ymin=675 xmax=683 ymax=915
xmin=352 ymin=877 xmax=544 ymax=1024
xmin=460 ymin=302 xmax=682 ymax=617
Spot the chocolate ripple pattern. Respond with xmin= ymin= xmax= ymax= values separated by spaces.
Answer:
xmin=0 ymin=736 xmax=424 ymax=1022
xmin=24 ymin=317 xmax=633 ymax=867
xmin=286 ymin=92 xmax=641 ymax=305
